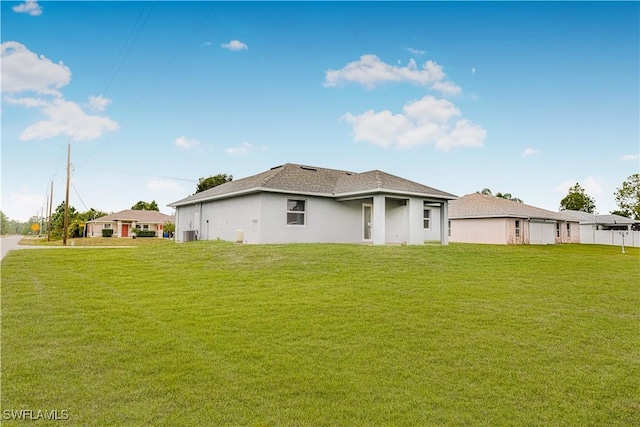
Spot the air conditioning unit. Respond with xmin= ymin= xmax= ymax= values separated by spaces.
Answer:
xmin=183 ymin=230 xmax=197 ymax=242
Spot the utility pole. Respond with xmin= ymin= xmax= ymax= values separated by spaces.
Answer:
xmin=48 ymin=181 xmax=53 ymax=241
xmin=63 ymin=143 xmax=71 ymax=246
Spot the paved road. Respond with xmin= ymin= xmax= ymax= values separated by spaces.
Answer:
xmin=1 ymin=236 xmax=135 ymax=261
xmin=1 ymin=235 xmax=59 ymax=261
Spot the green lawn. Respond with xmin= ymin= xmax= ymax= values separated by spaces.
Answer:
xmin=1 ymin=242 xmax=638 ymax=426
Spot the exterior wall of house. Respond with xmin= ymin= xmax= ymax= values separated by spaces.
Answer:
xmin=423 ymin=205 xmax=442 ymax=242
xmin=385 ymin=199 xmax=408 ymax=244
xmin=175 ymin=193 xmax=263 ymax=243
xmin=449 ymin=218 xmax=510 ymax=244
xmin=557 ymin=221 xmax=580 ymax=243
xmin=505 ymin=218 xmax=529 ymax=244
xmin=260 ymin=193 xmax=362 ymax=243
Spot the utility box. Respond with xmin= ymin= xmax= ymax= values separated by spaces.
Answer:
xmin=183 ymin=230 xmax=197 ymax=242
xmin=235 ymin=229 xmax=244 ymax=244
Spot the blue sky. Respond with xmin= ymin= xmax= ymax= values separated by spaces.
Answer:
xmin=2 ymin=1 xmax=638 ymax=221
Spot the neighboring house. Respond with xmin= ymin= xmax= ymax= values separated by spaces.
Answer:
xmin=87 ymin=210 xmax=174 ymax=238
xmin=168 ymin=163 xmax=457 ymax=245
xmin=557 ymin=210 xmax=640 ymax=247
xmin=449 ymin=193 xmax=580 ymax=245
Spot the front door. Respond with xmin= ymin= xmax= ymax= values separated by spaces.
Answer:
xmin=122 ymin=224 xmax=129 ymax=238
xmin=362 ymin=203 xmax=373 ymax=241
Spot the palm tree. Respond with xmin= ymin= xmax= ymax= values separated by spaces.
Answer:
xmin=477 ymin=189 xmax=523 ymax=203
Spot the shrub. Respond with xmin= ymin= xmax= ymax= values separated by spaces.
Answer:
xmin=135 ymin=230 xmax=157 ymax=238
xmin=102 ymin=229 xmax=114 ymax=237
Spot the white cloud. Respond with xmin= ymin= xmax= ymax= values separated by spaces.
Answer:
xmin=147 ymin=178 xmax=184 ymax=193
xmin=175 ymin=136 xmax=200 ymax=149
xmin=429 ymin=80 xmax=462 ymax=96
xmin=221 ymin=40 xmax=248 ymax=51
xmin=204 ymin=41 xmax=212 ymax=46
xmin=1 ymin=41 xmax=70 ymax=96
xmin=620 ymin=154 xmax=639 ymax=161
xmin=19 ymin=98 xmax=118 ymax=141
xmin=87 ymin=95 xmax=112 ymax=112
xmin=406 ymin=47 xmax=425 ymax=55
xmin=226 ymin=142 xmax=254 ymax=155
xmin=472 ymin=67 xmax=476 ymax=75
xmin=522 ymin=148 xmax=541 ymax=157
xmin=341 ymin=95 xmax=486 ymax=151
xmin=325 ymin=55 xmax=459 ymax=91
xmin=3 ymin=96 xmax=49 ymax=108
xmin=12 ymin=0 xmax=42 ymax=16
xmin=553 ymin=176 xmax=603 ymax=195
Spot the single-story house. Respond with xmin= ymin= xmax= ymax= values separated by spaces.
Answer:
xmin=168 ymin=163 xmax=457 ymax=245
xmin=87 ymin=210 xmax=174 ymax=238
xmin=449 ymin=193 xmax=580 ymax=245
xmin=557 ymin=210 xmax=640 ymax=247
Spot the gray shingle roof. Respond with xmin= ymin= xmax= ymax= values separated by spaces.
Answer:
xmin=557 ymin=210 xmax=636 ymax=225
xmin=88 ymin=210 xmax=174 ymax=224
xmin=169 ymin=163 xmax=457 ymax=207
xmin=449 ymin=193 xmax=568 ymax=221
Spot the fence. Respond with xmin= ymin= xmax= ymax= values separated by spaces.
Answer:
xmin=580 ymin=229 xmax=640 ymax=247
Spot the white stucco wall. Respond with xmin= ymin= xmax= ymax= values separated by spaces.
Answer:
xmin=423 ymin=205 xmax=442 ymax=242
xmin=385 ymin=199 xmax=408 ymax=244
xmin=260 ymin=193 xmax=362 ymax=243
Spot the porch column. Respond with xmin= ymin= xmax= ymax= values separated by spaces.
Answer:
xmin=408 ymin=198 xmax=424 ymax=245
xmin=117 ymin=221 xmax=122 ymax=238
xmin=440 ymin=201 xmax=449 ymax=245
xmin=372 ymin=194 xmax=386 ymax=245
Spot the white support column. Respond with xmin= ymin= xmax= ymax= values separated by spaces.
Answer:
xmin=373 ymin=194 xmax=386 ymax=245
xmin=440 ymin=201 xmax=449 ymax=245
xmin=117 ymin=221 xmax=122 ymax=238
xmin=408 ymin=198 xmax=424 ymax=245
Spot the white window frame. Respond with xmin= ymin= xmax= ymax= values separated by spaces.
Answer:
xmin=104 ymin=223 xmax=112 ymax=229
xmin=556 ymin=223 xmax=561 ymax=238
xmin=515 ymin=220 xmax=521 ymax=238
xmin=448 ymin=220 xmax=451 ymax=237
xmin=423 ymin=207 xmax=431 ymax=230
xmin=142 ymin=224 xmax=149 ymax=231
xmin=566 ymin=223 xmax=571 ymax=238
xmin=286 ymin=199 xmax=306 ymax=226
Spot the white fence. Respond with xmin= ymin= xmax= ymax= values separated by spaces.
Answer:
xmin=580 ymin=229 xmax=640 ymax=247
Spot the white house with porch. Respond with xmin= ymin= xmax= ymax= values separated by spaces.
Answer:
xmin=168 ymin=163 xmax=457 ymax=245
xmin=87 ymin=210 xmax=174 ymax=238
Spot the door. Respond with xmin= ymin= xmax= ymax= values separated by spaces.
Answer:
xmin=362 ymin=203 xmax=373 ymax=241
xmin=122 ymin=224 xmax=129 ymax=238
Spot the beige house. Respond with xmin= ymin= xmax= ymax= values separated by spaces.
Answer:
xmin=449 ymin=193 xmax=580 ymax=245
xmin=87 ymin=210 xmax=174 ymax=238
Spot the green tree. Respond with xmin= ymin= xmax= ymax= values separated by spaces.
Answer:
xmin=50 ymin=202 xmax=78 ymax=239
xmin=0 ymin=210 xmax=9 ymax=235
xmin=559 ymin=183 xmax=596 ymax=213
xmin=131 ymin=200 xmax=159 ymax=211
xmin=196 ymin=174 xmax=233 ymax=194
xmin=613 ymin=173 xmax=640 ymax=219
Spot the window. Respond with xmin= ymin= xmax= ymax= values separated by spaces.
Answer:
xmin=566 ymin=223 xmax=571 ymax=238
xmin=423 ymin=207 xmax=431 ymax=229
xmin=287 ymin=199 xmax=306 ymax=225
xmin=142 ymin=224 xmax=149 ymax=230
xmin=448 ymin=220 xmax=451 ymax=237
xmin=556 ymin=223 xmax=560 ymax=238
xmin=515 ymin=220 xmax=521 ymax=238
xmin=104 ymin=223 xmax=111 ymax=229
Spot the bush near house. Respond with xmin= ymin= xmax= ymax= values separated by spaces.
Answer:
xmin=135 ymin=230 xmax=157 ymax=238
xmin=101 ymin=229 xmax=113 ymax=237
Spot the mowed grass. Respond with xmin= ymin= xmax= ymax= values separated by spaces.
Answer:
xmin=1 ymin=242 xmax=638 ymax=426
